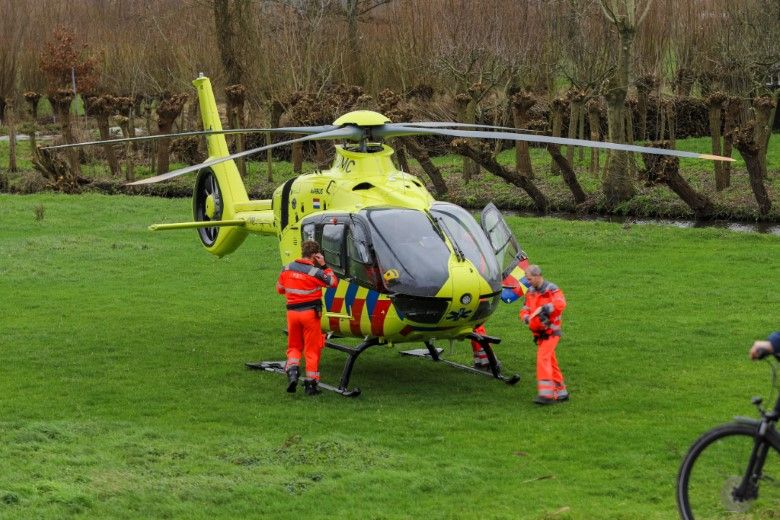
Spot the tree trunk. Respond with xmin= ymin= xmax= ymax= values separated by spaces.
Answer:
xmin=625 ymin=99 xmax=636 ymax=178
xmin=566 ymin=90 xmax=585 ymax=167
xmin=7 ymin=100 xmax=17 ymax=173
xmin=394 ymin=141 xmax=411 ymax=172
xmin=722 ymin=97 xmax=741 ymax=180
xmin=511 ymin=91 xmax=535 ymax=179
xmin=50 ymin=90 xmax=81 ymax=178
xmin=603 ymin=87 xmax=633 ymax=205
xmin=455 ymin=93 xmax=478 ymax=183
xmin=115 ymin=115 xmax=135 ymax=182
xmin=292 ymin=142 xmax=303 ymax=174
xmin=96 ymin=114 xmax=120 ymax=176
xmin=451 ymin=140 xmax=547 ymax=212
xmin=550 ymin=97 xmax=566 ymax=175
xmin=635 ymin=74 xmax=656 ymax=141
xmin=268 ymin=100 xmax=284 ymax=181
xmin=577 ymin=107 xmax=585 ymax=161
xmin=753 ymin=95 xmax=775 ymax=180
xmin=265 ymin=132 xmax=273 ymax=181
xmin=665 ymin=99 xmax=677 ymax=148
xmin=601 ymin=18 xmax=635 ymax=206
xmin=586 ymin=99 xmax=601 ymax=177
xmin=641 ymin=149 xmax=714 ymax=219
xmin=707 ymin=92 xmax=727 ymax=190
xmin=733 ymin=124 xmax=771 ymax=215
xmin=225 ymin=84 xmax=247 ymax=178
xmin=213 ymin=0 xmax=246 ymax=86
xmin=401 ymin=137 xmax=448 ymax=198
xmin=155 ymin=93 xmax=188 ymax=175
xmin=675 ymin=67 xmax=695 ymax=97
xmin=87 ymin=95 xmax=120 ymax=177
xmin=546 ymin=144 xmax=588 ymax=204
xmin=344 ymin=0 xmax=364 ymax=85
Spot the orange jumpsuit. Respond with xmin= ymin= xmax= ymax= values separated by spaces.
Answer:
xmin=276 ymin=258 xmax=337 ymax=381
xmin=519 ymin=281 xmax=567 ymax=400
xmin=471 ymin=324 xmax=489 ymax=367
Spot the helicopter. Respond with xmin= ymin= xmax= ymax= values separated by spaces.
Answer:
xmin=45 ymin=74 xmax=733 ymax=396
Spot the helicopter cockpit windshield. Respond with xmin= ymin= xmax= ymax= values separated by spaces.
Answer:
xmin=429 ymin=203 xmax=502 ymax=292
xmin=365 ymin=208 xmax=450 ymax=297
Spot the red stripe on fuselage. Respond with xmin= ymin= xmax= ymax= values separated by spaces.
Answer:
xmin=349 ymin=298 xmax=365 ymax=336
xmin=370 ymin=299 xmax=392 ymax=336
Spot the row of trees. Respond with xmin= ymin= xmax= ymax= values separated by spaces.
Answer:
xmin=1 ymin=0 xmax=778 ymax=212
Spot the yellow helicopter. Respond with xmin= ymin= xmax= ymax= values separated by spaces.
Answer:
xmin=46 ymin=75 xmax=733 ymax=396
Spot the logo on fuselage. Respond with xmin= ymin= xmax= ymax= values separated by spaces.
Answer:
xmin=446 ymin=308 xmax=472 ymax=321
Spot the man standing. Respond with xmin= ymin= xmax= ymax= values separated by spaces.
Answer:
xmin=276 ymin=240 xmax=338 ymax=395
xmin=519 ymin=265 xmax=569 ymax=405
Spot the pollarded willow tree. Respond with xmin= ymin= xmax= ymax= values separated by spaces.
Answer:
xmin=598 ymin=0 xmax=654 ymax=206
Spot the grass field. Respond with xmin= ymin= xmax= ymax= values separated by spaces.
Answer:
xmin=2 ymin=193 xmax=780 ymax=519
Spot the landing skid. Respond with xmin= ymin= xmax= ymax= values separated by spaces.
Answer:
xmin=401 ymin=332 xmax=520 ymax=385
xmin=246 ymin=331 xmax=519 ymax=396
xmin=245 ymin=361 xmax=362 ymax=397
xmin=246 ymin=335 xmax=383 ymax=397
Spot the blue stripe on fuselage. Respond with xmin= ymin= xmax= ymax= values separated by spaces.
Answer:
xmin=324 ymin=286 xmax=337 ymax=310
xmin=365 ymin=289 xmax=379 ymax=318
xmin=344 ymin=282 xmax=359 ymax=311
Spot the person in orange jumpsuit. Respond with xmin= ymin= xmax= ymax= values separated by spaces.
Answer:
xmin=276 ymin=240 xmax=338 ymax=395
xmin=519 ymin=264 xmax=569 ymax=405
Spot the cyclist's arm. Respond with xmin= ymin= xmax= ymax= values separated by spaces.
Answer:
xmin=750 ymin=331 xmax=780 ymax=360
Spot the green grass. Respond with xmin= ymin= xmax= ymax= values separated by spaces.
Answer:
xmin=2 ymin=193 xmax=780 ymax=518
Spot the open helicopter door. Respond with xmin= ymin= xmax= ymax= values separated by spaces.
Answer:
xmin=479 ymin=203 xmax=530 ymax=304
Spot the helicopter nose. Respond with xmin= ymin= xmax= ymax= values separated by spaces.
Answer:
xmin=446 ymin=264 xmax=483 ymax=320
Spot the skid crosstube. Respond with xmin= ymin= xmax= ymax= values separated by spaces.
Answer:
xmin=400 ymin=332 xmax=520 ymax=385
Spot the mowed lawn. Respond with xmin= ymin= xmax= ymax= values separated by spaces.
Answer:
xmin=1 ymin=193 xmax=779 ymax=519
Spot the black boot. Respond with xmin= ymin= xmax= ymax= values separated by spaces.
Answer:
xmin=304 ymin=379 xmax=322 ymax=396
xmin=286 ymin=366 xmax=299 ymax=393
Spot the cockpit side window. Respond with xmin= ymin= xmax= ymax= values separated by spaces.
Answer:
xmin=346 ymin=225 xmax=385 ymax=292
xmin=322 ymin=223 xmax=345 ymax=274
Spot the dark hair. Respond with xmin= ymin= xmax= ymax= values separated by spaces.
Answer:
xmin=301 ymin=240 xmax=321 ymax=258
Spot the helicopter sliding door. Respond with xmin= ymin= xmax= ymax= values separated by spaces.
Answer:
xmin=301 ymin=214 xmax=384 ymax=293
xmin=479 ymin=203 xmax=530 ymax=302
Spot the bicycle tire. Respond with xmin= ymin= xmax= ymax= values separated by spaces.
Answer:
xmin=676 ymin=422 xmax=780 ymax=519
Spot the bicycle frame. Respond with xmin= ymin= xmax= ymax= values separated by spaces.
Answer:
xmin=730 ymin=396 xmax=780 ymax=502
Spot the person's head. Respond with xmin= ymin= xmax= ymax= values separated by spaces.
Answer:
xmin=525 ymin=264 xmax=544 ymax=289
xmin=301 ymin=240 xmax=321 ymax=259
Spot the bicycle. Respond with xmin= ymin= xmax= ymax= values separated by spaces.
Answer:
xmin=676 ymin=355 xmax=780 ymax=519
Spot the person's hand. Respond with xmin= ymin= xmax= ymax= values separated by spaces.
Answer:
xmin=522 ymin=316 xmax=530 ymax=325
xmin=312 ymin=253 xmax=326 ymax=267
xmin=750 ymin=340 xmax=772 ymax=360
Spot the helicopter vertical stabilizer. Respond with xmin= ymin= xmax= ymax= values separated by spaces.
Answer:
xmin=191 ymin=76 xmax=250 ymax=257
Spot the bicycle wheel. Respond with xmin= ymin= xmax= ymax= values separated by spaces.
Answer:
xmin=677 ymin=423 xmax=780 ymax=519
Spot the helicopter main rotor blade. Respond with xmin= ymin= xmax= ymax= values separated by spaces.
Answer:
xmin=42 ymin=125 xmax=339 ymax=151
xmin=376 ymin=125 xmax=735 ymax=162
xmin=395 ymin=121 xmax=538 ymax=133
xmin=126 ymin=125 xmax=363 ymax=186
